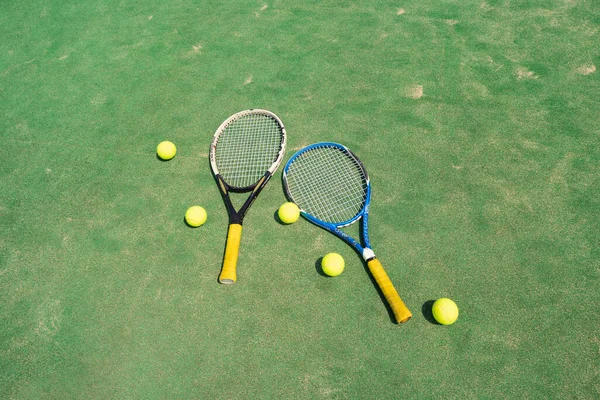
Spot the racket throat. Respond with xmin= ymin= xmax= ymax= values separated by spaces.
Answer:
xmin=229 ymin=215 xmax=243 ymax=225
xmin=362 ymin=248 xmax=376 ymax=262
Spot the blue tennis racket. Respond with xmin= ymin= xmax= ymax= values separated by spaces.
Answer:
xmin=283 ymin=142 xmax=412 ymax=323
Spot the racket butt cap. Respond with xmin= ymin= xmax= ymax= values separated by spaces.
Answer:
xmin=396 ymin=312 xmax=412 ymax=324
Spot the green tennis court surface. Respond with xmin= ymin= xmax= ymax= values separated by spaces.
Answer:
xmin=1 ymin=1 xmax=598 ymax=398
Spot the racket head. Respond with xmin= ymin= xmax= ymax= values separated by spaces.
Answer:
xmin=210 ymin=109 xmax=287 ymax=191
xmin=283 ymin=142 xmax=371 ymax=228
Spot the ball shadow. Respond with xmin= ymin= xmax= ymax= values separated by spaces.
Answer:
xmin=273 ymin=209 xmax=285 ymax=225
xmin=314 ymin=257 xmax=329 ymax=277
xmin=273 ymin=209 xmax=300 ymax=226
xmin=156 ymin=153 xmax=172 ymax=162
xmin=183 ymin=217 xmax=200 ymax=228
xmin=422 ymin=300 xmax=441 ymax=325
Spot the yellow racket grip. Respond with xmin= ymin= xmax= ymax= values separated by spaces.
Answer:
xmin=219 ymin=223 xmax=243 ymax=284
xmin=367 ymin=258 xmax=412 ymax=323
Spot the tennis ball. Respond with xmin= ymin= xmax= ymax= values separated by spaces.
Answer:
xmin=432 ymin=298 xmax=459 ymax=325
xmin=157 ymin=141 xmax=176 ymax=160
xmin=278 ymin=202 xmax=300 ymax=224
xmin=321 ymin=253 xmax=345 ymax=277
xmin=185 ymin=206 xmax=207 ymax=227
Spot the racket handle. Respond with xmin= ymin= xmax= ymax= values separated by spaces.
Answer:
xmin=367 ymin=258 xmax=412 ymax=323
xmin=219 ymin=223 xmax=243 ymax=284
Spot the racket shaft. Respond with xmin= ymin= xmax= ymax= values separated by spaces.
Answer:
xmin=219 ymin=223 xmax=243 ymax=284
xmin=367 ymin=258 xmax=412 ymax=323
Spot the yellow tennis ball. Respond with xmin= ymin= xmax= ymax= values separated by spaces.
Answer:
xmin=185 ymin=206 xmax=207 ymax=227
xmin=157 ymin=141 xmax=176 ymax=160
xmin=278 ymin=202 xmax=300 ymax=224
xmin=432 ymin=298 xmax=459 ymax=325
xmin=321 ymin=253 xmax=345 ymax=277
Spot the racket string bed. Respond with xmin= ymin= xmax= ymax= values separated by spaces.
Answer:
xmin=288 ymin=163 xmax=365 ymax=222
xmin=286 ymin=146 xmax=367 ymax=223
xmin=215 ymin=114 xmax=283 ymax=188
xmin=217 ymin=118 xmax=280 ymax=185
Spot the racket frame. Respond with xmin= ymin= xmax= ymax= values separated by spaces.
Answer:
xmin=209 ymin=109 xmax=287 ymax=283
xmin=283 ymin=142 xmax=411 ymax=323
